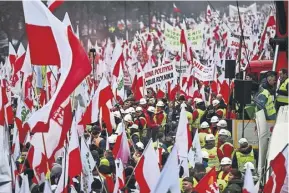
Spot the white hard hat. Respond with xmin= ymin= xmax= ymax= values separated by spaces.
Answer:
xmin=156 ymin=101 xmax=165 ymax=107
xmin=220 ymin=157 xmax=232 ymax=165
xmin=243 ymin=162 xmax=255 ymax=170
xmin=202 ymin=151 xmax=209 ymax=159
xmin=211 ymin=116 xmax=219 ymax=123
xmin=136 ymin=106 xmax=143 ymax=112
xmin=108 ymin=134 xmax=118 ymax=144
xmin=200 ymin=121 xmax=210 ymax=129
xmin=139 ymin=98 xmax=147 ymax=105
xmin=219 ymin=129 xmax=231 ymax=137
xmin=136 ymin=142 xmax=144 ymax=150
xmin=124 ymin=114 xmax=132 ymax=122
xmin=217 ymin=120 xmax=227 ymax=127
xmin=205 ymin=134 xmax=215 ymax=141
xmin=238 ymin=138 xmax=248 ymax=145
xmin=113 ymin=111 xmax=121 ymax=118
xmin=129 ymin=124 xmax=139 ymax=129
xmin=147 ymin=106 xmax=155 ymax=113
xmin=195 ymin=98 xmax=203 ymax=104
xmin=212 ymin=99 xmax=220 ymax=106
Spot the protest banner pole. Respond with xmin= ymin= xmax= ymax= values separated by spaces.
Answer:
xmin=178 ymin=45 xmax=183 ymax=96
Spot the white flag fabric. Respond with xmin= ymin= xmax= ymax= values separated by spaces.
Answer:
xmin=243 ymin=167 xmax=256 ymax=193
xmin=188 ymin=130 xmax=203 ymax=168
xmin=44 ymin=180 xmax=53 ymax=193
xmin=19 ymin=175 xmax=30 ymax=193
xmin=151 ymin=146 xmax=181 ymax=193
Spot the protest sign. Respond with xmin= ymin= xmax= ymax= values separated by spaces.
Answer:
xmin=229 ymin=3 xmax=257 ymax=17
xmin=191 ymin=59 xmax=215 ymax=81
xmin=144 ymin=62 xmax=176 ymax=88
xmin=175 ymin=60 xmax=189 ymax=74
xmin=164 ymin=22 xmax=181 ymax=51
xmin=228 ymin=33 xmax=253 ymax=51
xmin=187 ymin=24 xmax=204 ymax=50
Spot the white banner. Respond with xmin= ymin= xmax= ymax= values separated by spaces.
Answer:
xmin=228 ymin=33 xmax=253 ymax=51
xmin=191 ymin=59 xmax=215 ymax=81
xmin=229 ymin=3 xmax=257 ymax=17
xmin=164 ymin=22 xmax=204 ymax=51
xmin=175 ymin=60 xmax=189 ymax=74
xmin=144 ymin=62 xmax=176 ymax=88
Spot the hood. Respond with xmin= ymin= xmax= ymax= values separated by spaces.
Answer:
xmin=238 ymin=145 xmax=253 ymax=155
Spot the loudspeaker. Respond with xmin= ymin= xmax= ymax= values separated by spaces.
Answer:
xmin=234 ymin=80 xmax=252 ymax=105
xmin=225 ymin=60 xmax=236 ymax=79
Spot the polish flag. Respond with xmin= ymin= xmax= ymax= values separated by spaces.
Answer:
xmin=195 ymin=167 xmax=219 ymax=193
xmin=8 ymin=42 xmax=16 ymax=69
xmin=263 ymin=144 xmax=289 ymax=193
xmin=112 ymin=122 xmax=131 ymax=165
xmin=1 ymin=80 xmax=14 ymax=126
xmin=243 ymin=166 xmax=255 ymax=193
xmin=23 ymin=0 xmax=91 ymax=133
xmin=151 ymin=146 xmax=180 ymax=193
xmin=173 ymin=3 xmax=181 ymax=13
xmin=111 ymin=42 xmax=125 ymax=103
xmin=206 ymin=5 xmax=212 ymax=23
xmin=45 ymin=65 xmax=58 ymax=101
xmin=156 ymin=81 xmax=166 ymax=99
xmin=81 ymin=76 xmax=115 ymax=134
xmin=12 ymin=43 xmax=26 ymax=84
xmin=68 ymin=117 xmax=82 ymax=178
xmin=47 ymin=0 xmax=64 ymax=12
xmin=131 ymin=70 xmax=145 ymax=102
xmin=135 ymin=139 xmax=160 ymax=193
xmin=113 ymin=159 xmax=126 ymax=193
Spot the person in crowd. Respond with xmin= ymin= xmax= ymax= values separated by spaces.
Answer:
xmin=232 ymin=138 xmax=258 ymax=173
xmin=215 ymin=119 xmax=228 ymax=147
xmin=201 ymin=150 xmax=211 ymax=173
xmin=134 ymin=106 xmax=147 ymax=141
xmin=276 ymin=68 xmax=288 ymax=112
xmin=146 ymin=106 xmax=160 ymax=142
xmin=185 ymin=97 xmax=194 ymax=113
xmin=154 ymin=100 xmax=167 ymax=132
xmin=199 ymin=121 xmax=211 ymax=148
xmin=139 ymin=98 xmax=148 ymax=114
xmin=201 ymin=134 xmax=220 ymax=170
xmin=129 ymin=124 xmax=140 ymax=145
xmin=254 ymin=71 xmax=277 ymax=120
xmin=210 ymin=116 xmax=219 ymax=135
xmin=217 ymin=157 xmax=232 ymax=192
xmin=192 ymin=98 xmax=206 ymax=129
xmin=217 ymin=129 xmax=234 ymax=160
xmin=182 ymin=177 xmax=197 ymax=193
xmin=216 ymin=94 xmax=227 ymax=109
xmin=212 ymin=99 xmax=226 ymax=119
xmin=223 ymin=169 xmax=243 ymax=193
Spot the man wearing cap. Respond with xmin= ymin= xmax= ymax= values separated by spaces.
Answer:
xmin=214 ymin=119 xmax=228 ymax=147
xmin=276 ymin=68 xmax=288 ymax=112
xmin=232 ymin=138 xmax=258 ymax=172
xmin=129 ymin=124 xmax=141 ymax=145
xmin=217 ymin=157 xmax=232 ymax=191
xmin=134 ymin=106 xmax=147 ymax=142
xmin=199 ymin=121 xmax=212 ymax=148
xmin=217 ymin=129 xmax=234 ymax=161
xmin=192 ymin=98 xmax=206 ymax=129
xmin=146 ymin=106 xmax=160 ymax=142
xmin=154 ymin=100 xmax=167 ymax=132
xmin=210 ymin=116 xmax=219 ymax=135
xmin=202 ymin=134 xmax=220 ymax=170
xmin=213 ymin=99 xmax=227 ymax=119
xmin=254 ymin=72 xmax=277 ymax=120
xmin=139 ymin=98 xmax=148 ymax=115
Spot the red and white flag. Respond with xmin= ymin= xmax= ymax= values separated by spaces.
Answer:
xmin=111 ymin=42 xmax=125 ymax=103
xmin=47 ymin=0 xmax=64 ymax=12
xmin=173 ymin=3 xmax=181 ymax=13
xmin=195 ymin=167 xmax=219 ymax=193
xmin=243 ymin=166 xmax=255 ymax=193
xmin=8 ymin=42 xmax=16 ymax=70
xmin=135 ymin=139 xmax=160 ymax=193
xmin=206 ymin=5 xmax=212 ymax=23
xmin=112 ymin=122 xmax=131 ymax=165
xmin=81 ymin=76 xmax=115 ymax=133
xmin=23 ymin=0 xmax=91 ymax=133
xmin=68 ymin=117 xmax=82 ymax=178
xmin=263 ymin=144 xmax=289 ymax=193
xmin=113 ymin=159 xmax=125 ymax=193
xmin=151 ymin=145 xmax=180 ymax=193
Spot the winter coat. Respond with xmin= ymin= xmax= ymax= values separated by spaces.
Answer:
xmin=223 ymin=178 xmax=243 ymax=193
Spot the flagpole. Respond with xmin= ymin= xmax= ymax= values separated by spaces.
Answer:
xmin=178 ymin=44 xmax=183 ymax=96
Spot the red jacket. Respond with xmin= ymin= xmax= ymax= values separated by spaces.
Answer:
xmin=217 ymin=142 xmax=235 ymax=161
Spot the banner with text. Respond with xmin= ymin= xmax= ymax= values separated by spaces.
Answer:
xmin=144 ymin=62 xmax=176 ymax=88
xmin=229 ymin=3 xmax=257 ymax=17
xmin=164 ymin=22 xmax=204 ymax=51
xmin=191 ymin=59 xmax=215 ymax=81
xmin=228 ymin=33 xmax=253 ymax=51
